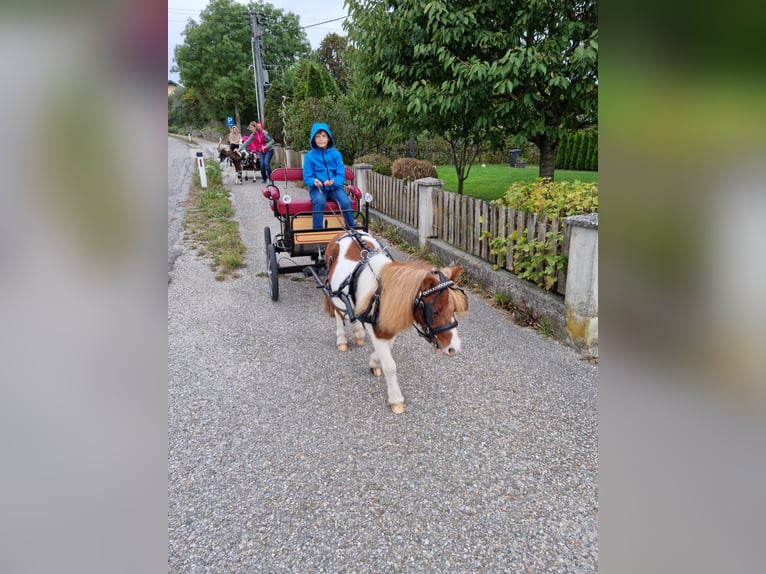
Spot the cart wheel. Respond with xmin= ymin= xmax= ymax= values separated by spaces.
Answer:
xmin=264 ymin=226 xmax=272 ymax=248
xmin=266 ymin=243 xmax=279 ymax=301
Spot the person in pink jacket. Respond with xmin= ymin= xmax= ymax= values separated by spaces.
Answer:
xmin=240 ymin=121 xmax=275 ymax=183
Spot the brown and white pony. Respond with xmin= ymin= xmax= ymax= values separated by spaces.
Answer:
xmin=321 ymin=230 xmax=469 ymax=413
xmin=217 ymin=138 xmax=243 ymax=184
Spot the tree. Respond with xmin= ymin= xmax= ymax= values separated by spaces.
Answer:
xmin=500 ymin=1 xmax=598 ymax=179
xmin=171 ymin=0 xmax=311 ymax=127
xmin=293 ymin=58 xmax=340 ymax=101
xmin=262 ymin=65 xmax=298 ymax=142
xmin=347 ymin=0 xmax=498 ymax=194
xmin=315 ymin=33 xmax=351 ymax=93
xmin=346 ymin=0 xmax=597 ymax=189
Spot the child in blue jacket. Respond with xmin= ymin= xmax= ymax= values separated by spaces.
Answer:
xmin=302 ymin=123 xmax=355 ymax=229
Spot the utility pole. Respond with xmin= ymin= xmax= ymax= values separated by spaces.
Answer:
xmin=245 ymin=11 xmax=266 ymax=124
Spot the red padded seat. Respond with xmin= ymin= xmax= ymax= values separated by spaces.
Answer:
xmin=266 ymin=166 xmax=359 ymax=214
xmin=271 ymin=197 xmax=358 ymax=215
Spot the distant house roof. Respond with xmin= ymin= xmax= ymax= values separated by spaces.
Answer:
xmin=168 ymin=80 xmax=182 ymax=87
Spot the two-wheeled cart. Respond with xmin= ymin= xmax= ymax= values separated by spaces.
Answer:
xmin=261 ymin=167 xmax=373 ymax=301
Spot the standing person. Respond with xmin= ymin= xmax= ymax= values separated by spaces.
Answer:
xmin=227 ymin=125 xmax=242 ymax=151
xmin=241 ymin=121 xmax=275 ymax=183
xmin=302 ymin=122 xmax=355 ymax=230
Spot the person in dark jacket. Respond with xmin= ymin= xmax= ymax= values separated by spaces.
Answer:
xmin=302 ymin=122 xmax=355 ymax=229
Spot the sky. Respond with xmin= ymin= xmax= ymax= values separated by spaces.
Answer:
xmin=168 ymin=0 xmax=349 ymax=82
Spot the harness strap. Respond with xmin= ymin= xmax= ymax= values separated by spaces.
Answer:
xmin=324 ymin=232 xmax=392 ymax=324
xmin=356 ymin=288 xmax=382 ymax=327
xmin=419 ymin=279 xmax=455 ymax=297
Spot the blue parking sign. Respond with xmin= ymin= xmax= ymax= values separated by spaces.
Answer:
xmin=226 ymin=116 xmax=234 ymax=126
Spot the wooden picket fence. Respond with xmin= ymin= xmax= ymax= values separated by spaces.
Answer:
xmin=367 ymin=172 xmax=419 ymax=229
xmin=366 ymin=172 xmax=571 ymax=295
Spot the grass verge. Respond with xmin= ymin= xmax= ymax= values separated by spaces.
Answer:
xmin=182 ymin=160 xmax=247 ymax=281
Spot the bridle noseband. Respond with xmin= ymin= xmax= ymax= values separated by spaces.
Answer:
xmin=413 ymin=270 xmax=463 ymax=348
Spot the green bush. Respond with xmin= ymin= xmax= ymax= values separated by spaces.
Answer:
xmin=391 ymin=158 xmax=437 ymax=182
xmin=556 ymin=130 xmax=597 ymax=171
xmin=354 ymin=153 xmax=393 ymax=176
xmin=494 ymin=179 xmax=598 ymax=217
xmin=556 ymin=136 xmax=570 ymax=169
xmin=589 ymin=135 xmax=598 ymax=171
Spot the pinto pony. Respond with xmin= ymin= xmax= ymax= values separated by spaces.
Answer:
xmin=321 ymin=230 xmax=469 ymax=413
xmin=217 ymin=138 xmax=243 ymax=184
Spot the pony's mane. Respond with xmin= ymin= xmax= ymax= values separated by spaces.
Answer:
xmin=449 ymin=285 xmax=469 ymax=314
xmin=376 ymin=261 xmax=434 ymax=333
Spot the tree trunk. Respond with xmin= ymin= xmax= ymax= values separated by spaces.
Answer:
xmin=534 ymin=135 xmax=559 ymax=181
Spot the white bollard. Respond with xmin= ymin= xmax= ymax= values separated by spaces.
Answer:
xmin=196 ymin=151 xmax=207 ymax=188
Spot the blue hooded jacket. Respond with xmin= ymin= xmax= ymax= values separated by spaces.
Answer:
xmin=302 ymin=122 xmax=345 ymax=190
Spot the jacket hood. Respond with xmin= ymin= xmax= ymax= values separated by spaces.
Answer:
xmin=309 ymin=122 xmax=335 ymax=150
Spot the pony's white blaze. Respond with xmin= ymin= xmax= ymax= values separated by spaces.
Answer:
xmin=322 ymin=230 xmax=468 ymax=413
xmin=443 ymin=327 xmax=461 ymax=355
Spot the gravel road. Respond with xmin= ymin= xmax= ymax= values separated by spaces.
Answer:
xmin=168 ymin=138 xmax=598 ymax=573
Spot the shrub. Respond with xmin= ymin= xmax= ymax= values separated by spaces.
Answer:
xmin=555 ymin=130 xmax=597 ymax=171
xmin=494 ymin=179 xmax=598 ymax=218
xmin=354 ymin=153 xmax=392 ymax=176
xmin=556 ymin=136 xmax=571 ymax=169
xmin=391 ymin=158 xmax=437 ymax=182
xmin=484 ymin=178 xmax=596 ymax=291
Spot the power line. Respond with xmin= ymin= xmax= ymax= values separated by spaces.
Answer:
xmin=301 ymin=16 xmax=347 ymax=30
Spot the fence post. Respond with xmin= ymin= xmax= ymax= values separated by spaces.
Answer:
xmin=415 ymin=177 xmax=443 ymax=249
xmin=352 ymin=163 xmax=373 ymax=208
xmin=563 ymin=213 xmax=598 ymax=356
xmin=284 ymin=146 xmax=302 ymax=168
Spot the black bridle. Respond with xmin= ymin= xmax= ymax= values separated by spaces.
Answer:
xmin=412 ymin=270 xmax=463 ymax=348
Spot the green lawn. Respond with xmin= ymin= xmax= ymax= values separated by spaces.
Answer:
xmin=435 ymin=164 xmax=598 ymax=202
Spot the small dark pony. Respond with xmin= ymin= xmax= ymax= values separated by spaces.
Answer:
xmin=322 ymin=230 xmax=469 ymax=413
xmin=217 ymin=139 xmax=243 ymax=184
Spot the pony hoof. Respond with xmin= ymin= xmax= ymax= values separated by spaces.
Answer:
xmin=355 ymin=337 xmax=365 ymax=346
xmin=370 ymin=367 xmax=382 ymax=376
xmin=337 ymin=343 xmax=348 ymax=352
xmin=390 ymin=403 xmax=404 ymax=414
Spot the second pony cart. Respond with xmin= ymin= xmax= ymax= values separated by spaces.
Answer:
xmin=261 ymin=167 xmax=373 ymax=301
